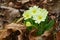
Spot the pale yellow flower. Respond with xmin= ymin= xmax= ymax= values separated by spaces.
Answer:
xmin=29 ymin=6 xmax=40 ymax=16
xmin=34 ymin=15 xmax=45 ymax=24
xmin=26 ymin=22 xmax=31 ymax=26
xmin=33 ymin=8 xmax=48 ymax=24
xmin=23 ymin=10 xmax=32 ymax=20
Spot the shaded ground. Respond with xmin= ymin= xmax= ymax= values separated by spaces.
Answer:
xmin=0 ymin=0 xmax=60 ymax=40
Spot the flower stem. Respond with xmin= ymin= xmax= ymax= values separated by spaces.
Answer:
xmin=16 ymin=17 xmax=24 ymax=23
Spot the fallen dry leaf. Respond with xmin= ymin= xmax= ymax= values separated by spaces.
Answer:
xmin=21 ymin=0 xmax=29 ymax=4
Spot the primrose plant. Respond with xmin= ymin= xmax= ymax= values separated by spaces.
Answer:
xmin=23 ymin=6 xmax=55 ymax=36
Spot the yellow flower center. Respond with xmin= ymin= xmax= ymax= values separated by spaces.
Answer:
xmin=32 ymin=9 xmax=36 ymax=13
xmin=26 ymin=14 xmax=29 ymax=17
xmin=38 ymin=16 xmax=42 ymax=20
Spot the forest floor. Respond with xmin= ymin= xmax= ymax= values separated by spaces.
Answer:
xmin=0 ymin=0 xmax=60 ymax=40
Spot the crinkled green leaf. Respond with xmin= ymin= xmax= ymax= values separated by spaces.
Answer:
xmin=45 ymin=19 xmax=55 ymax=30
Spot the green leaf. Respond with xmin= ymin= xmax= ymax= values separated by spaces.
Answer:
xmin=44 ymin=16 xmax=49 ymax=24
xmin=27 ymin=26 xmax=33 ymax=31
xmin=45 ymin=19 xmax=55 ymax=30
xmin=36 ymin=19 xmax=55 ymax=36
xmin=36 ymin=28 xmax=45 ymax=36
